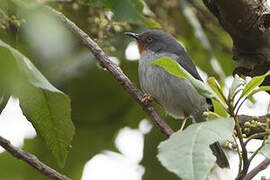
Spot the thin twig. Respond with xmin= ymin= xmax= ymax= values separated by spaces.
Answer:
xmin=235 ymin=97 xmax=248 ymax=116
xmin=243 ymin=158 xmax=270 ymax=180
xmin=232 ymin=96 xmax=250 ymax=179
xmin=231 ymin=88 xmax=243 ymax=103
xmin=47 ymin=7 xmax=174 ymax=137
xmin=233 ymin=134 xmax=242 ymax=175
xmin=0 ymin=136 xmax=70 ymax=180
xmin=248 ymin=139 xmax=266 ymax=163
xmin=234 ymin=96 xmax=244 ymax=113
xmin=244 ymin=132 xmax=269 ymax=146
xmin=233 ymin=115 xmax=250 ymax=179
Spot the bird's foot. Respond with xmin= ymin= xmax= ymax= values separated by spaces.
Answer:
xmin=177 ymin=117 xmax=189 ymax=132
xmin=177 ymin=126 xmax=185 ymax=133
xmin=141 ymin=94 xmax=155 ymax=104
xmin=177 ymin=128 xmax=183 ymax=133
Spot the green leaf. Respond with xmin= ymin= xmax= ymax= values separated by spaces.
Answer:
xmin=0 ymin=39 xmax=75 ymax=167
xmin=247 ymin=86 xmax=270 ymax=98
xmin=79 ymin=0 xmax=104 ymax=7
xmin=245 ymin=86 xmax=270 ymax=105
xmin=247 ymin=95 xmax=256 ymax=104
xmin=152 ymin=57 xmax=218 ymax=100
xmin=151 ymin=57 xmax=187 ymax=79
xmin=157 ymin=118 xmax=234 ymax=180
xmin=142 ymin=17 xmax=161 ymax=29
xmin=81 ymin=0 xmax=160 ymax=28
xmin=207 ymin=77 xmax=225 ymax=103
xmin=109 ymin=0 xmax=143 ymax=22
xmin=212 ymin=99 xmax=228 ymax=117
xmin=261 ymin=134 xmax=270 ymax=159
xmin=0 ymin=92 xmax=9 ymax=115
xmin=241 ymin=71 xmax=270 ymax=98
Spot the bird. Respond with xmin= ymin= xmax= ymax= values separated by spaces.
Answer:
xmin=125 ymin=29 xmax=229 ymax=168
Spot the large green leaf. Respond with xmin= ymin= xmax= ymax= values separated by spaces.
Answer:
xmin=241 ymin=71 xmax=270 ymax=98
xmin=152 ymin=56 xmax=218 ymax=100
xmin=0 ymin=39 xmax=75 ymax=167
xmin=157 ymin=118 xmax=234 ymax=180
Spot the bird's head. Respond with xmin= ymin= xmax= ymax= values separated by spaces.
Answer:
xmin=125 ymin=29 xmax=184 ymax=55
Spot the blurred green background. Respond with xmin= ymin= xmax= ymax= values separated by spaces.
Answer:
xmin=0 ymin=0 xmax=234 ymax=179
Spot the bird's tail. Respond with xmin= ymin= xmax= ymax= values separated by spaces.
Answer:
xmin=209 ymin=141 xmax=230 ymax=168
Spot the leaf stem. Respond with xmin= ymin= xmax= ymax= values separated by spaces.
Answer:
xmin=231 ymin=88 xmax=243 ymax=102
xmin=235 ymin=97 xmax=248 ymax=116
xmin=216 ymin=83 xmax=228 ymax=105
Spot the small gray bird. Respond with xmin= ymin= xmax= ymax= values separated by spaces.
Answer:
xmin=125 ymin=29 xmax=229 ymax=168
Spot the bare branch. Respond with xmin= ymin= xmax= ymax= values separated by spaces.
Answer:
xmin=244 ymin=158 xmax=270 ymax=180
xmin=47 ymin=6 xmax=270 ymax=138
xmin=0 ymin=136 xmax=70 ymax=180
xmin=47 ymin=7 xmax=174 ymax=137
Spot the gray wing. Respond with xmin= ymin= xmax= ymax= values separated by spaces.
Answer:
xmin=175 ymin=51 xmax=214 ymax=111
xmin=175 ymin=53 xmax=203 ymax=81
xmin=169 ymin=41 xmax=203 ymax=81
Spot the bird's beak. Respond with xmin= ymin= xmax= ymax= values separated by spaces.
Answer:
xmin=125 ymin=32 xmax=139 ymax=40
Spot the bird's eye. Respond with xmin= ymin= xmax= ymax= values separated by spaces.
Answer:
xmin=146 ymin=37 xmax=153 ymax=43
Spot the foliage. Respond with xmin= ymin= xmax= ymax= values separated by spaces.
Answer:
xmin=152 ymin=57 xmax=217 ymax=100
xmin=0 ymin=39 xmax=75 ymax=167
xmin=80 ymin=0 xmax=160 ymax=27
xmin=0 ymin=0 xmax=269 ymax=180
xmin=153 ymin=56 xmax=270 ymax=179
xmin=158 ymin=118 xmax=234 ymax=180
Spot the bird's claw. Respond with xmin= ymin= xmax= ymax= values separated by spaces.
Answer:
xmin=141 ymin=94 xmax=155 ymax=104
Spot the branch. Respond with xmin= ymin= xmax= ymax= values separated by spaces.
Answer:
xmin=48 ymin=6 xmax=269 ymax=138
xmin=0 ymin=136 xmax=70 ymax=180
xmin=202 ymin=0 xmax=270 ymax=86
xmin=233 ymin=115 xmax=250 ymax=179
xmin=244 ymin=158 xmax=270 ymax=180
xmin=47 ymin=7 xmax=174 ymax=137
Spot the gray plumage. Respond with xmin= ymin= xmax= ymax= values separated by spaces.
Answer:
xmin=137 ymin=30 xmax=203 ymax=81
xmin=137 ymin=29 xmax=207 ymax=122
xmin=139 ymin=50 xmax=207 ymax=122
xmin=125 ymin=29 xmax=229 ymax=168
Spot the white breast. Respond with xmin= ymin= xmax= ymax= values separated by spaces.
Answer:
xmin=138 ymin=50 xmax=208 ymax=121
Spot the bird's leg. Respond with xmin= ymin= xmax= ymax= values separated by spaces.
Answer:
xmin=177 ymin=116 xmax=189 ymax=132
xmin=141 ymin=93 xmax=155 ymax=104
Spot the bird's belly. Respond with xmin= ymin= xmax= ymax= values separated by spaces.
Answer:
xmin=139 ymin=65 xmax=205 ymax=119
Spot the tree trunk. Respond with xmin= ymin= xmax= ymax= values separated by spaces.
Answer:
xmin=203 ymin=0 xmax=270 ymax=85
